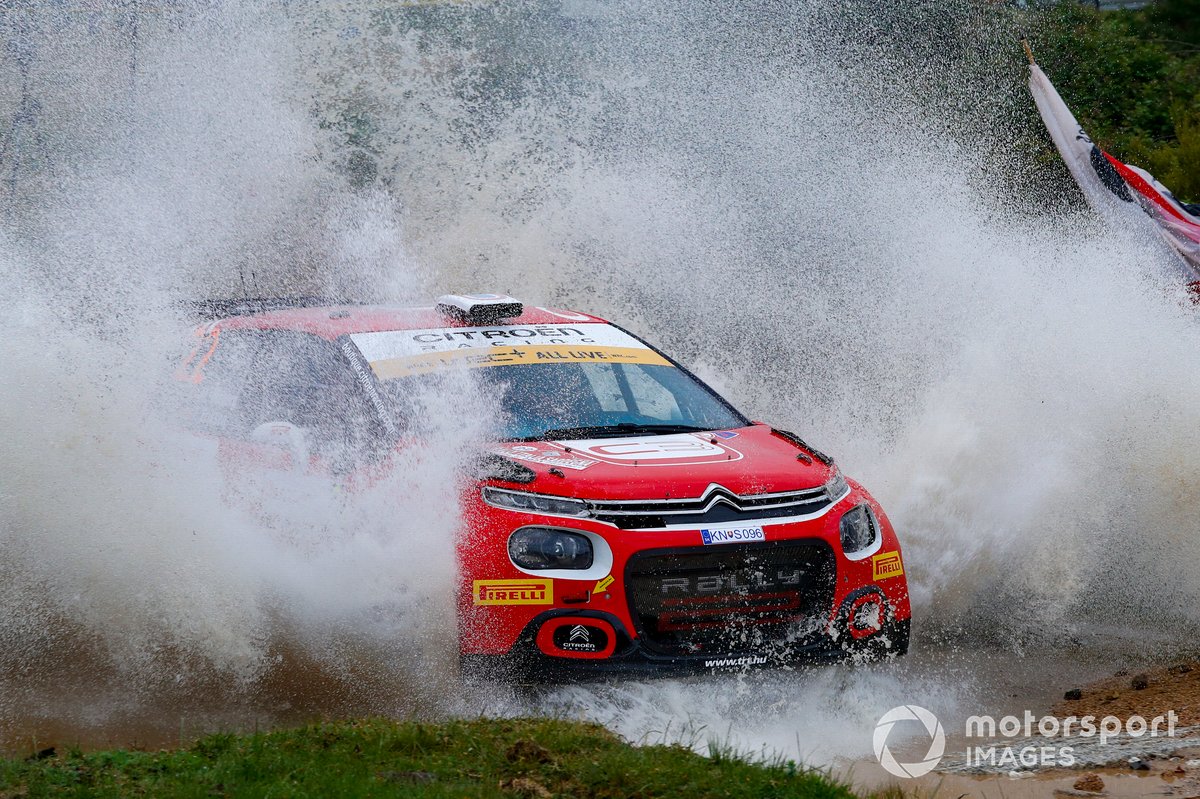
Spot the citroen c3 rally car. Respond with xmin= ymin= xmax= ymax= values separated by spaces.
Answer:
xmin=179 ymin=294 xmax=911 ymax=678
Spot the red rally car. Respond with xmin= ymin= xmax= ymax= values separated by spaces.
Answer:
xmin=179 ymin=294 xmax=911 ymax=678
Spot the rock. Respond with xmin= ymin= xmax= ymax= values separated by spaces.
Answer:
xmin=1073 ymin=773 xmax=1105 ymax=792
xmin=1064 ymin=688 xmax=1083 ymax=701
xmin=1115 ymin=668 xmax=1129 ymax=677
xmin=25 ymin=746 xmax=55 ymax=762
xmin=1131 ymin=673 xmax=1150 ymax=690
xmin=506 ymin=740 xmax=553 ymax=764
xmin=377 ymin=771 xmax=435 ymax=784
xmin=1129 ymin=757 xmax=1151 ymax=771
xmin=501 ymin=777 xmax=553 ymax=798
xmin=1169 ymin=664 xmax=1194 ymax=676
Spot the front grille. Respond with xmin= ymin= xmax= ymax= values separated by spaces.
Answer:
xmin=589 ymin=485 xmax=833 ymax=530
xmin=625 ymin=541 xmax=836 ymax=656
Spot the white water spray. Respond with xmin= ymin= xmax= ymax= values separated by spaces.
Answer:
xmin=2 ymin=0 xmax=1198 ymax=765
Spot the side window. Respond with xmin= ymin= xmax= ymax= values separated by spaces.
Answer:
xmin=178 ymin=330 xmax=257 ymax=436
xmin=177 ymin=326 xmax=220 ymax=384
xmin=580 ymin=363 xmax=627 ymax=413
xmin=623 ymin=365 xmax=682 ymax=421
xmin=184 ymin=330 xmax=384 ymax=463
xmin=238 ymin=338 xmax=341 ymax=430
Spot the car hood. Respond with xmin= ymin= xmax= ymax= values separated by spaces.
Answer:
xmin=489 ymin=424 xmax=834 ymax=501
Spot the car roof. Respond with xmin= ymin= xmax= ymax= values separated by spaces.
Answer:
xmin=214 ymin=304 xmax=610 ymax=340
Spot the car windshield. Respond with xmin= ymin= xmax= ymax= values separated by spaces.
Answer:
xmin=377 ymin=360 xmax=746 ymax=441
xmin=350 ymin=321 xmax=747 ymax=440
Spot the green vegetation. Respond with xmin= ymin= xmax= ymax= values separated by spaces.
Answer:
xmin=0 ymin=717 xmax=866 ymax=799
xmin=1027 ymin=0 xmax=1200 ymax=199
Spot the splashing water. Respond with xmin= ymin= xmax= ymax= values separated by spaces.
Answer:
xmin=2 ymin=0 xmax=1199 ymax=765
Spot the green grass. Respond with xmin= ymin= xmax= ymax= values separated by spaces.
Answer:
xmin=1026 ymin=0 xmax=1200 ymax=199
xmin=0 ymin=717 xmax=865 ymax=799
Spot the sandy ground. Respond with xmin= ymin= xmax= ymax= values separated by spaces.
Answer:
xmin=853 ymin=753 xmax=1200 ymax=799
xmin=1051 ymin=663 xmax=1200 ymax=728
xmin=845 ymin=661 xmax=1200 ymax=799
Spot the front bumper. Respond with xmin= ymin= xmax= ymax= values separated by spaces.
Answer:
xmin=459 ymin=610 xmax=910 ymax=682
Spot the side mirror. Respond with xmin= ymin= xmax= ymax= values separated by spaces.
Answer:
xmin=250 ymin=421 xmax=312 ymax=471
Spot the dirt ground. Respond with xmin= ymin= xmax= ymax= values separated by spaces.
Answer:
xmin=1051 ymin=662 xmax=1200 ymax=728
xmin=853 ymin=753 xmax=1200 ymax=799
xmin=849 ymin=661 xmax=1200 ymax=799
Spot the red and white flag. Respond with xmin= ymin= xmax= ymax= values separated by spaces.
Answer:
xmin=1027 ymin=61 xmax=1200 ymax=283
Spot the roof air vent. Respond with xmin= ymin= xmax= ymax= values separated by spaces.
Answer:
xmin=436 ymin=293 xmax=524 ymax=325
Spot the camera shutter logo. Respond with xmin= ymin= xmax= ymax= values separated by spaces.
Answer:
xmin=873 ymin=705 xmax=945 ymax=778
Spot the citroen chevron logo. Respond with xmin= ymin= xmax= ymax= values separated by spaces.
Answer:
xmin=703 ymin=484 xmax=746 ymax=509
xmin=569 ymin=624 xmax=590 ymax=643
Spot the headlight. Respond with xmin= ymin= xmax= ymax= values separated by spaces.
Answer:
xmin=840 ymin=504 xmax=878 ymax=554
xmin=509 ymin=527 xmax=594 ymax=570
xmin=482 ymin=487 xmax=590 ymax=517
xmin=824 ymin=468 xmax=849 ymax=502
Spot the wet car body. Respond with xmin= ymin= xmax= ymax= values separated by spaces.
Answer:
xmin=179 ymin=295 xmax=911 ymax=679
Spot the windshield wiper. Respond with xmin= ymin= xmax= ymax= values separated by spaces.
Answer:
xmin=518 ymin=422 xmax=711 ymax=441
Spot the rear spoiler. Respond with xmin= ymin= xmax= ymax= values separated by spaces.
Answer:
xmin=189 ymin=296 xmax=351 ymax=321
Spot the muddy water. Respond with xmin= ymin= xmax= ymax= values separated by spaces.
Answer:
xmin=3 ymin=2 xmax=1200 ymax=789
